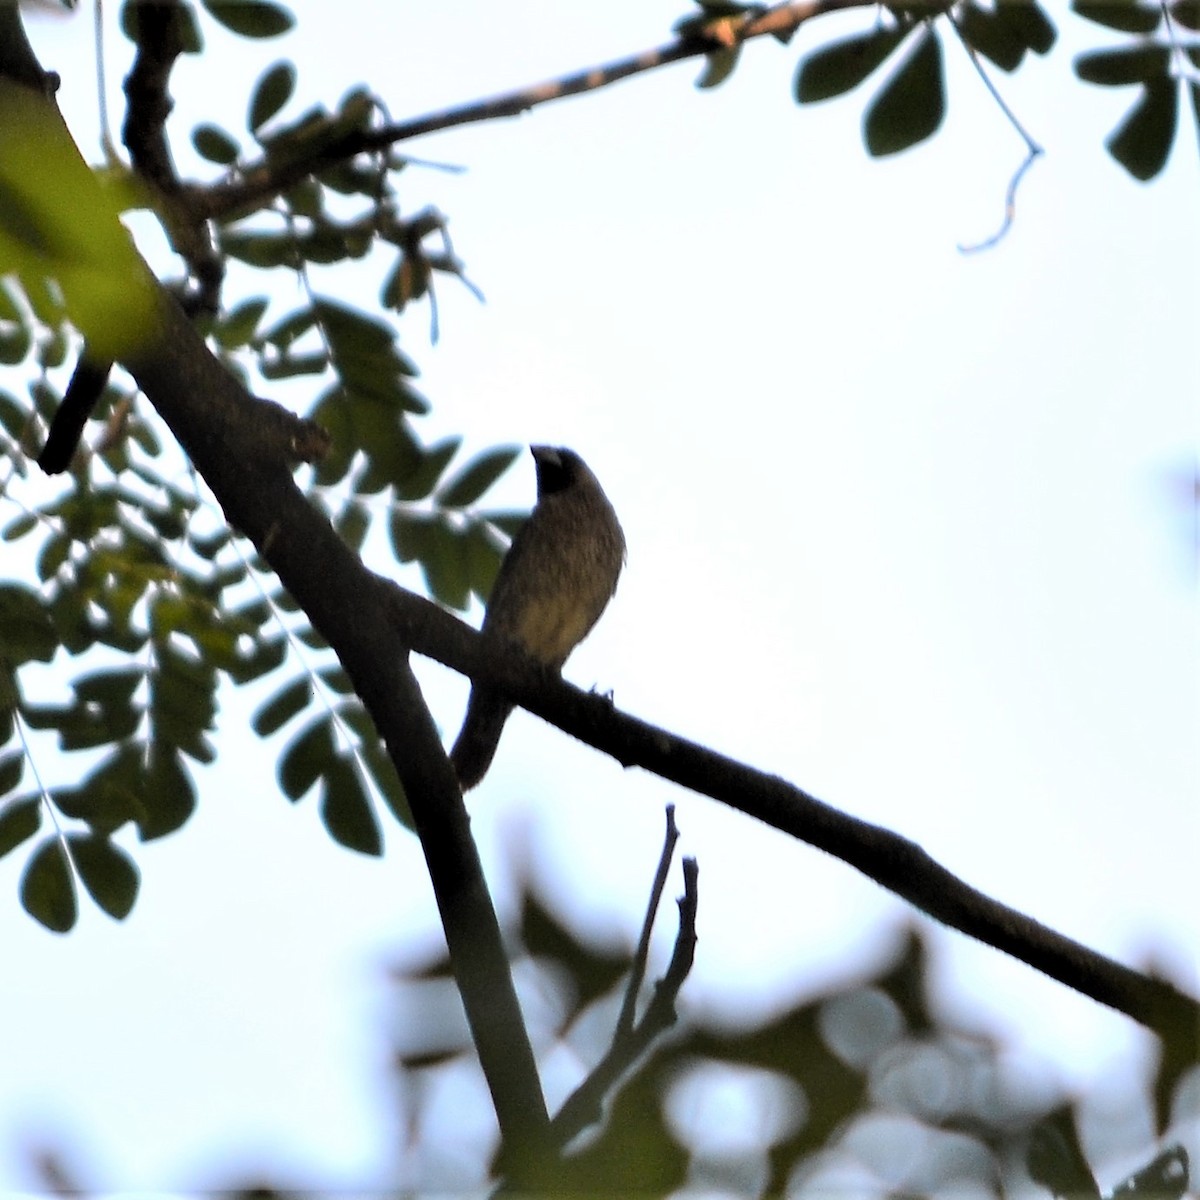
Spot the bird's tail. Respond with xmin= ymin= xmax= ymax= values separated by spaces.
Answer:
xmin=450 ymin=687 xmax=514 ymax=791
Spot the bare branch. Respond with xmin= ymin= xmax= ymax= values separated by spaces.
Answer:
xmin=616 ymin=804 xmax=681 ymax=1039
xmin=196 ymin=0 xmax=871 ymax=222
xmin=384 ymin=581 xmax=1200 ymax=1046
xmin=121 ymin=0 xmax=223 ymax=313
xmin=549 ymin=854 xmax=700 ymax=1147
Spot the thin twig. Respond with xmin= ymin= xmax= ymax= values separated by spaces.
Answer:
xmin=197 ymin=0 xmax=869 ymax=222
xmin=616 ymin=804 xmax=680 ymax=1039
xmin=948 ymin=8 xmax=1044 ymax=254
xmin=549 ymin=854 xmax=699 ymax=1148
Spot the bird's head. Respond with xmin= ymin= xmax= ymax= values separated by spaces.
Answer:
xmin=530 ymin=444 xmax=591 ymax=497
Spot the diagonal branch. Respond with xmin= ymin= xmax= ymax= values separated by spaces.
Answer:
xmin=383 ymin=582 xmax=1200 ymax=1048
xmin=196 ymin=0 xmax=871 ymax=222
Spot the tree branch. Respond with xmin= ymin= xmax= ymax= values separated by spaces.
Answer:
xmin=549 ymin=852 xmax=699 ymax=1148
xmin=195 ymin=0 xmax=871 ymax=222
xmin=383 ymin=582 xmax=1200 ymax=1047
xmin=118 ymin=287 xmax=553 ymax=1179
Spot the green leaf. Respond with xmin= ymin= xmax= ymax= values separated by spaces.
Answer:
xmin=1174 ymin=0 xmax=1200 ymax=31
xmin=0 ymin=794 xmax=40 ymax=858
xmin=335 ymin=499 xmax=370 ymax=551
xmin=1106 ymin=80 xmax=1178 ymax=181
xmin=0 ymin=751 xmax=23 ymax=796
xmin=318 ymin=665 xmax=354 ymax=695
xmin=74 ymin=667 xmax=143 ymax=707
xmin=795 ymin=24 xmax=908 ymax=103
xmin=464 ymin=521 xmax=507 ymax=603
xmin=2 ymin=513 xmax=38 ymax=542
xmin=957 ymin=2 xmax=1028 ymax=72
xmin=249 ymin=60 xmax=297 ymax=132
xmin=420 ymin=520 xmax=471 ymax=612
xmin=20 ymin=838 xmax=78 ymax=932
xmin=863 ymin=26 xmax=945 ymax=157
xmin=192 ymin=123 xmax=242 ymax=165
xmin=389 ymin=510 xmax=439 ymax=564
xmin=394 ymin=437 xmax=461 ymax=502
xmin=138 ymin=744 xmax=197 ymax=840
xmin=65 ymin=832 xmax=139 ymax=919
xmin=215 ymin=296 xmax=269 ymax=350
xmin=697 ymin=45 xmax=741 ymax=89
xmin=319 ymin=757 xmax=382 ymax=856
xmin=0 ymin=389 xmax=32 ymax=441
xmin=1075 ymin=45 xmax=1170 ymax=86
xmin=252 ymin=675 xmax=313 ymax=736
xmin=1006 ymin=2 xmax=1056 ymax=54
xmin=0 ymin=323 xmax=31 ymax=365
xmin=436 ymin=446 xmax=521 ymax=508
xmin=279 ymin=715 xmax=335 ymax=801
xmin=1072 ymin=1 xmax=1161 ymax=33
xmin=361 ymin=740 xmax=412 ymax=830
xmin=201 ymin=0 xmax=295 ymax=39
xmin=220 ymin=229 xmax=298 ymax=270
xmin=0 ymin=584 xmax=57 ymax=663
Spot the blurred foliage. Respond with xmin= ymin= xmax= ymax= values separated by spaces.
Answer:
xmin=380 ymin=902 xmax=1195 ymax=1196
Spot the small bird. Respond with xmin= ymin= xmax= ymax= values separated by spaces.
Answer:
xmin=450 ymin=445 xmax=626 ymax=790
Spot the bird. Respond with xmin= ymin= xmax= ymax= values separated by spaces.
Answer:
xmin=450 ymin=445 xmax=626 ymax=790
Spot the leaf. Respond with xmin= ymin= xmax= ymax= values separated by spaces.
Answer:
xmin=1106 ymin=80 xmax=1178 ymax=180
xmin=464 ymin=521 xmax=507 ymax=603
xmin=138 ymin=744 xmax=197 ymax=840
xmin=1006 ymin=2 xmax=1056 ymax=54
xmin=1174 ymin=0 xmax=1200 ymax=30
xmin=2 ymin=513 xmax=38 ymax=542
xmin=1072 ymin=1 xmax=1162 ymax=34
xmin=420 ymin=520 xmax=472 ymax=612
xmin=0 ymin=751 xmax=23 ymax=796
xmin=389 ymin=510 xmax=439 ymax=565
xmin=278 ymin=716 xmax=335 ymax=801
xmin=20 ymin=838 xmax=78 ymax=932
xmin=191 ymin=123 xmax=241 ymax=165
xmin=249 ymin=60 xmax=297 ymax=132
xmin=436 ymin=446 xmax=521 ymax=508
xmin=394 ymin=437 xmax=461 ymax=502
xmin=697 ymin=45 xmax=741 ymax=89
xmin=863 ymin=26 xmax=945 ymax=157
xmin=0 ymin=584 xmax=57 ymax=663
xmin=1075 ymin=45 xmax=1171 ymax=86
xmin=0 ymin=794 xmax=40 ymax=858
xmin=957 ymin=1 xmax=1028 ymax=72
xmin=361 ymin=739 xmax=411 ymax=830
xmin=334 ymin=499 xmax=370 ymax=551
xmin=67 ymin=832 xmax=139 ymax=919
xmin=319 ymin=758 xmax=382 ymax=856
xmin=215 ymin=296 xmax=269 ymax=350
xmin=795 ymin=23 xmax=908 ymax=103
xmin=252 ymin=675 xmax=313 ymax=736
xmin=201 ymin=0 xmax=295 ymax=39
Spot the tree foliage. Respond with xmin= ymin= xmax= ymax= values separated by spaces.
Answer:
xmin=0 ymin=0 xmax=1197 ymax=1193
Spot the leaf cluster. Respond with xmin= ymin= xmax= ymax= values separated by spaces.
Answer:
xmin=683 ymin=0 xmax=1200 ymax=181
xmin=0 ymin=1 xmax=524 ymax=929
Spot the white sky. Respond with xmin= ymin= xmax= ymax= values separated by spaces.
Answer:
xmin=4 ymin=1 xmax=1198 ymax=1193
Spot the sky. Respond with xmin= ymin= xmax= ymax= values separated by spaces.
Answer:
xmin=3 ymin=1 xmax=1198 ymax=1194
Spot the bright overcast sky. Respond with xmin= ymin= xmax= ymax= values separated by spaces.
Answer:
xmin=4 ymin=1 xmax=1198 ymax=1193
